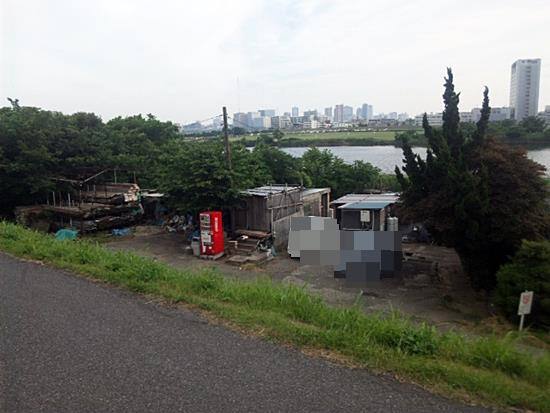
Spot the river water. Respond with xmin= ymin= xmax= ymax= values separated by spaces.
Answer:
xmin=281 ymin=146 xmax=550 ymax=176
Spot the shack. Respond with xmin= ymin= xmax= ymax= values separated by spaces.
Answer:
xmin=330 ymin=193 xmax=399 ymax=231
xmin=301 ymin=188 xmax=331 ymax=217
xmin=233 ymin=185 xmax=331 ymax=248
xmin=15 ymin=169 xmax=144 ymax=233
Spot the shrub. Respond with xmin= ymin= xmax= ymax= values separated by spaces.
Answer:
xmin=495 ymin=240 xmax=550 ymax=328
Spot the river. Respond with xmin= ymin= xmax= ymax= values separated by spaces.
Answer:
xmin=281 ymin=146 xmax=550 ymax=176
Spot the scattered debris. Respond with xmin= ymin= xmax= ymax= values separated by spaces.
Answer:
xmin=15 ymin=170 xmax=145 ymax=234
xmin=227 ymin=252 xmax=270 ymax=266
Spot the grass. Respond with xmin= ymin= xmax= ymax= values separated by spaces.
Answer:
xmin=1 ymin=221 xmax=549 ymax=412
xmin=283 ymin=131 xmax=397 ymax=141
xmin=233 ymin=130 xmax=396 ymax=141
xmin=232 ymin=130 xmax=401 ymax=147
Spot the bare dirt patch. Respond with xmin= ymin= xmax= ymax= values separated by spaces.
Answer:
xmin=104 ymin=229 xmax=495 ymax=332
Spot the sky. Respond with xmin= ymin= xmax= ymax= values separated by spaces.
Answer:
xmin=1 ymin=0 xmax=549 ymax=124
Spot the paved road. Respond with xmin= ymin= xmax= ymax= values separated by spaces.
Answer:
xmin=0 ymin=253 xmax=490 ymax=413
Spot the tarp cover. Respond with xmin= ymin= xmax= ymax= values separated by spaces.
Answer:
xmin=55 ymin=229 xmax=78 ymax=240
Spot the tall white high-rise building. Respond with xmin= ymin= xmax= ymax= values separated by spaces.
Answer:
xmin=291 ymin=107 xmax=299 ymax=117
xmin=509 ymin=58 xmax=541 ymax=121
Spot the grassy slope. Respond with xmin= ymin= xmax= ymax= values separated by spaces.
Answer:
xmin=1 ymin=222 xmax=549 ymax=412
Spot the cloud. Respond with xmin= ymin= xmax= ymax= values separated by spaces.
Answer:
xmin=1 ymin=0 xmax=549 ymax=122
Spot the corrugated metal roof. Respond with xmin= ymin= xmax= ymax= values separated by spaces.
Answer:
xmin=301 ymin=188 xmax=330 ymax=197
xmin=338 ymin=201 xmax=392 ymax=210
xmin=241 ymin=185 xmax=301 ymax=197
xmin=331 ymin=193 xmax=399 ymax=205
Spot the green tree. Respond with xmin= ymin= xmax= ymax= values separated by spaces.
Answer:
xmin=0 ymin=106 xmax=181 ymax=216
xmin=396 ymin=69 xmax=548 ymax=290
xmin=156 ymin=139 xmax=269 ymax=214
xmin=0 ymin=107 xmax=66 ymax=214
xmin=252 ymin=143 xmax=305 ymax=185
xmin=495 ymin=240 xmax=550 ymax=328
xmin=519 ymin=116 xmax=546 ymax=133
xmin=302 ymin=147 xmax=384 ymax=198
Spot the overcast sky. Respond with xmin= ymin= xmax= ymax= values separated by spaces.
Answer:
xmin=2 ymin=0 xmax=549 ymax=123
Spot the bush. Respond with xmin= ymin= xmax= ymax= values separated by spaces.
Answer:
xmin=495 ymin=240 xmax=550 ymax=328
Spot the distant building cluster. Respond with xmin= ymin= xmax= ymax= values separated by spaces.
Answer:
xmin=415 ymin=107 xmax=513 ymax=127
xmin=182 ymin=58 xmax=547 ymax=134
xmin=182 ymin=102 xmax=411 ymax=133
xmin=228 ymin=103 xmax=391 ymax=132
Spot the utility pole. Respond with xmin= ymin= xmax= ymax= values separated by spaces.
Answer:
xmin=223 ymin=106 xmax=235 ymax=235
xmin=222 ymin=106 xmax=232 ymax=174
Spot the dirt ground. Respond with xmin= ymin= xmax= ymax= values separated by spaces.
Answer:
xmin=104 ymin=226 xmax=493 ymax=332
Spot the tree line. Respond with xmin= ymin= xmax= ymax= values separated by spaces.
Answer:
xmin=0 ymin=103 xmax=398 ymax=217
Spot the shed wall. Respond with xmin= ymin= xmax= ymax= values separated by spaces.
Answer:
xmin=273 ymin=210 xmax=304 ymax=248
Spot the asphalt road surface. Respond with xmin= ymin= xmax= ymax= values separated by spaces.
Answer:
xmin=0 ymin=253 xmax=491 ymax=413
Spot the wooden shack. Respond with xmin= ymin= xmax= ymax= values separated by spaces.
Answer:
xmin=301 ymin=188 xmax=331 ymax=217
xmin=233 ymin=185 xmax=331 ymax=248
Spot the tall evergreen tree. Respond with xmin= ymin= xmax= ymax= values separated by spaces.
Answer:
xmin=396 ymin=69 xmax=547 ymax=290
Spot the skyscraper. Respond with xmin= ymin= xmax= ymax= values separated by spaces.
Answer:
xmin=259 ymin=109 xmax=276 ymax=117
xmin=233 ymin=112 xmax=248 ymax=129
xmin=343 ymin=106 xmax=353 ymax=122
xmin=324 ymin=107 xmax=333 ymax=119
xmin=334 ymin=105 xmax=344 ymax=123
xmin=509 ymin=58 xmax=541 ymax=121
xmin=361 ymin=103 xmax=373 ymax=121
xmin=292 ymin=107 xmax=299 ymax=117
xmin=304 ymin=109 xmax=318 ymax=117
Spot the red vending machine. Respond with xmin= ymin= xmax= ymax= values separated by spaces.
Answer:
xmin=199 ymin=211 xmax=224 ymax=258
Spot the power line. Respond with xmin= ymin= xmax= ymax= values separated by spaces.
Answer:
xmin=193 ymin=114 xmax=223 ymax=124
xmin=226 ymin=115 xmax=255 ymax=130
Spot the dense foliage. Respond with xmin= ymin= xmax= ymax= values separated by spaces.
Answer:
xmin=156 ymin=140 xmax=270 ymax=214
xmin=396 ymin=69 xmax=549 ymax=290
xmin=0 ymin=106 xmax=180 ymax=215
xmin=302 ymin=147 xmax=399 ymax=198
xmin=0 ymin=103 xmax=397 ymax=216
xmin=396 ymin=115 xmax=550 ymax=146
xmin=496 ymin=240 xmax=550 ymax=328
xmin=487 ymin=117 xmax=549 ymax=142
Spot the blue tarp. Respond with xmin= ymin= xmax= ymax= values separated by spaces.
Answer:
xmin=112 ymin=228 xmax=132 ymax=237
xmin=55 ymin=229 xmax=78 ymax=240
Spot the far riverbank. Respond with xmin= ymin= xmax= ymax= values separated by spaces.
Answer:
xmin=281 ymin=145 xmax=550 ymax=176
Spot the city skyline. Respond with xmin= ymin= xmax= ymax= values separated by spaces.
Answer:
xmin=222 ymin=55 xmax=544 ymax=128
xmin=2 ymin=0 xmax=550 ymax=124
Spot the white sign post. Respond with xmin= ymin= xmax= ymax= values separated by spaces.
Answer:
xmin=517 ymin=291 xmax=534 ymax=331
